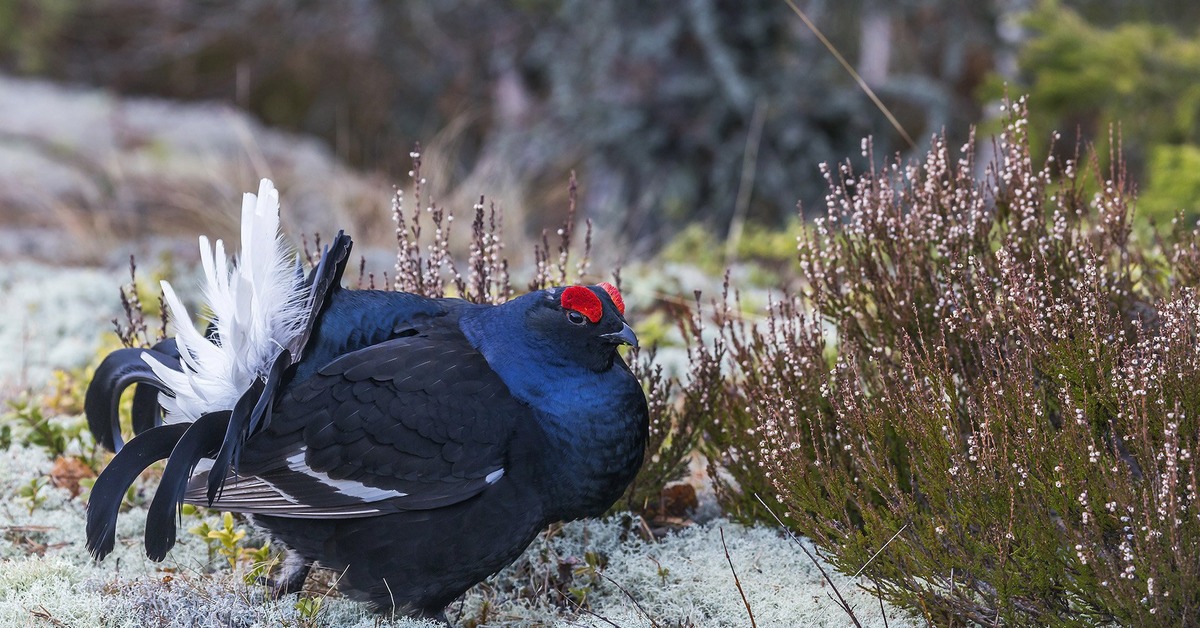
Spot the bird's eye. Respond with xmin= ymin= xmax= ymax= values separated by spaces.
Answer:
xmin=566 ymin=310 xmax=588 ymax=325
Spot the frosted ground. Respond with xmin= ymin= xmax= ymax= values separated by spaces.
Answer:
xmin=0 ymin=264 xmax=915 ymax=627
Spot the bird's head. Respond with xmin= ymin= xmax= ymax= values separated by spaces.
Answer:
xmin=522 ymin=282 xmax=637 ymax=372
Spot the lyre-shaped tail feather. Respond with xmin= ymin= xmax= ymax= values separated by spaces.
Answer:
xmin=87 ymin=179 xmax=355 ymax=563
xmin=84 ymin=339 xmax=180 ymax=452
xmin=144 ymin=411 xmax=232 ymax=561
xmin=205 ymin=349 xmax=286 ymax=505
xmin=85 ymin=423 xmax=189 ymax=560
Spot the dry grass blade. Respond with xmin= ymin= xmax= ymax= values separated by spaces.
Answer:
xmin=780 ymin=0 xmax=915 ymax=149
xmin=754 ymin=494 xmax=862 ymax=628
xmin=854 ymin=523 xmax=908 ymax=578
xmin=725 ymin=97 xmax=768 ymax=265
xmin=719 ymin=526 xmax=758 ymax=628
xmin=560 ymin=591 xmax=622 ymax=628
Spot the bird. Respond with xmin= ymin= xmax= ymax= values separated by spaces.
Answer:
xmin=83 ymin=179 xmax=649 ymax=619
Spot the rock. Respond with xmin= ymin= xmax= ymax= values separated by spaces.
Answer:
xmin=0 ymin=74 xmax=393 ymax=266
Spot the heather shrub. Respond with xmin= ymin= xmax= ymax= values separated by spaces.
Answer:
xmin=716 ymin=99 xmax=1199 ymax=624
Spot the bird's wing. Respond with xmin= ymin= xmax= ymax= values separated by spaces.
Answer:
xmin=184 ymin=329 xmax=526 ymax=518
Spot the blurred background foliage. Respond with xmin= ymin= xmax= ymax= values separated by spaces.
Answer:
xmin=984 ymin=0 xmax=1200 ymax=228
xmin=0 ymin=0 xmax=1009 ymax=253
xmin=0 ymin=0 xmax=1198 ymax=255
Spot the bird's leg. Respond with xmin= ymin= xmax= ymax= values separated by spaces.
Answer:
xmin=264 ymin=551 xmax=312 ymax=598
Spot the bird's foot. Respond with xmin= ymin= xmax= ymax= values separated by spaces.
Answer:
xmin=261 ymin=553 xmax=312 ymax=598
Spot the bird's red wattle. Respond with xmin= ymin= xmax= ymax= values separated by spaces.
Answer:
xmin=598 ymin=282 xmax=624 ymax=315
xmin=561 ymin=286 xmax=603 ymax=323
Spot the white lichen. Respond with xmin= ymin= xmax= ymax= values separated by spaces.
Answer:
xmin=0 ymin=443 xmax=914 ymax=627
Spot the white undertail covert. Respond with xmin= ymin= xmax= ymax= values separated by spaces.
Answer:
xmin=144 ymin=179 xmax=307 ymax=422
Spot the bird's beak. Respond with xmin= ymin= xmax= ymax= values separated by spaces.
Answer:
xmin=601 ymin=323 xmax=639 ymax=348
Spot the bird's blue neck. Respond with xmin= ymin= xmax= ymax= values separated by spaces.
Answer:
xmin=459 ymin=302 xmax=602 ymax=421
xmin=459 ymin=304 xmax=647 ymax=518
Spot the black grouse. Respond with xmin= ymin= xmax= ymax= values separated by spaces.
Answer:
xmin=84 ymin=179 xmax=649 ymax=618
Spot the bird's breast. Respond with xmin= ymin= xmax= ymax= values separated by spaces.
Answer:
xmin=520 ymin=381 xmax=648 ymax=520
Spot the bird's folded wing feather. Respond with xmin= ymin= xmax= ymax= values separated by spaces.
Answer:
xmin=185 ymin=330 xmax=524 ymax=518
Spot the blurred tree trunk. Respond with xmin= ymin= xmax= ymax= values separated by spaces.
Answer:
xmin=859 ymin=6 xmax=892 ymax=85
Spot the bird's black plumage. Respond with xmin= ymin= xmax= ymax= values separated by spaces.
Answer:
xmin=145 ymin=409 xmax=233 ymax=561
xmin=84 ymin=339 xmax=180 ymax=451
xmin=84 ymin=422 xmax=189 ymax=559
xmin=85 ymin=228 xmax=648 ymax=618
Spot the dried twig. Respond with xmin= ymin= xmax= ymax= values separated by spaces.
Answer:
xmin=873 ymin=575 xmax=890 ymax=628
xmin=720 ymin=526 xmax=758 ymax=628
xmin=29 ymin=604 xmax=64 ymax=627
xmin=754 ymin=494 xmax=862 ymax=628
xmin=596 ymin=570 xmax=660 ymax=628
